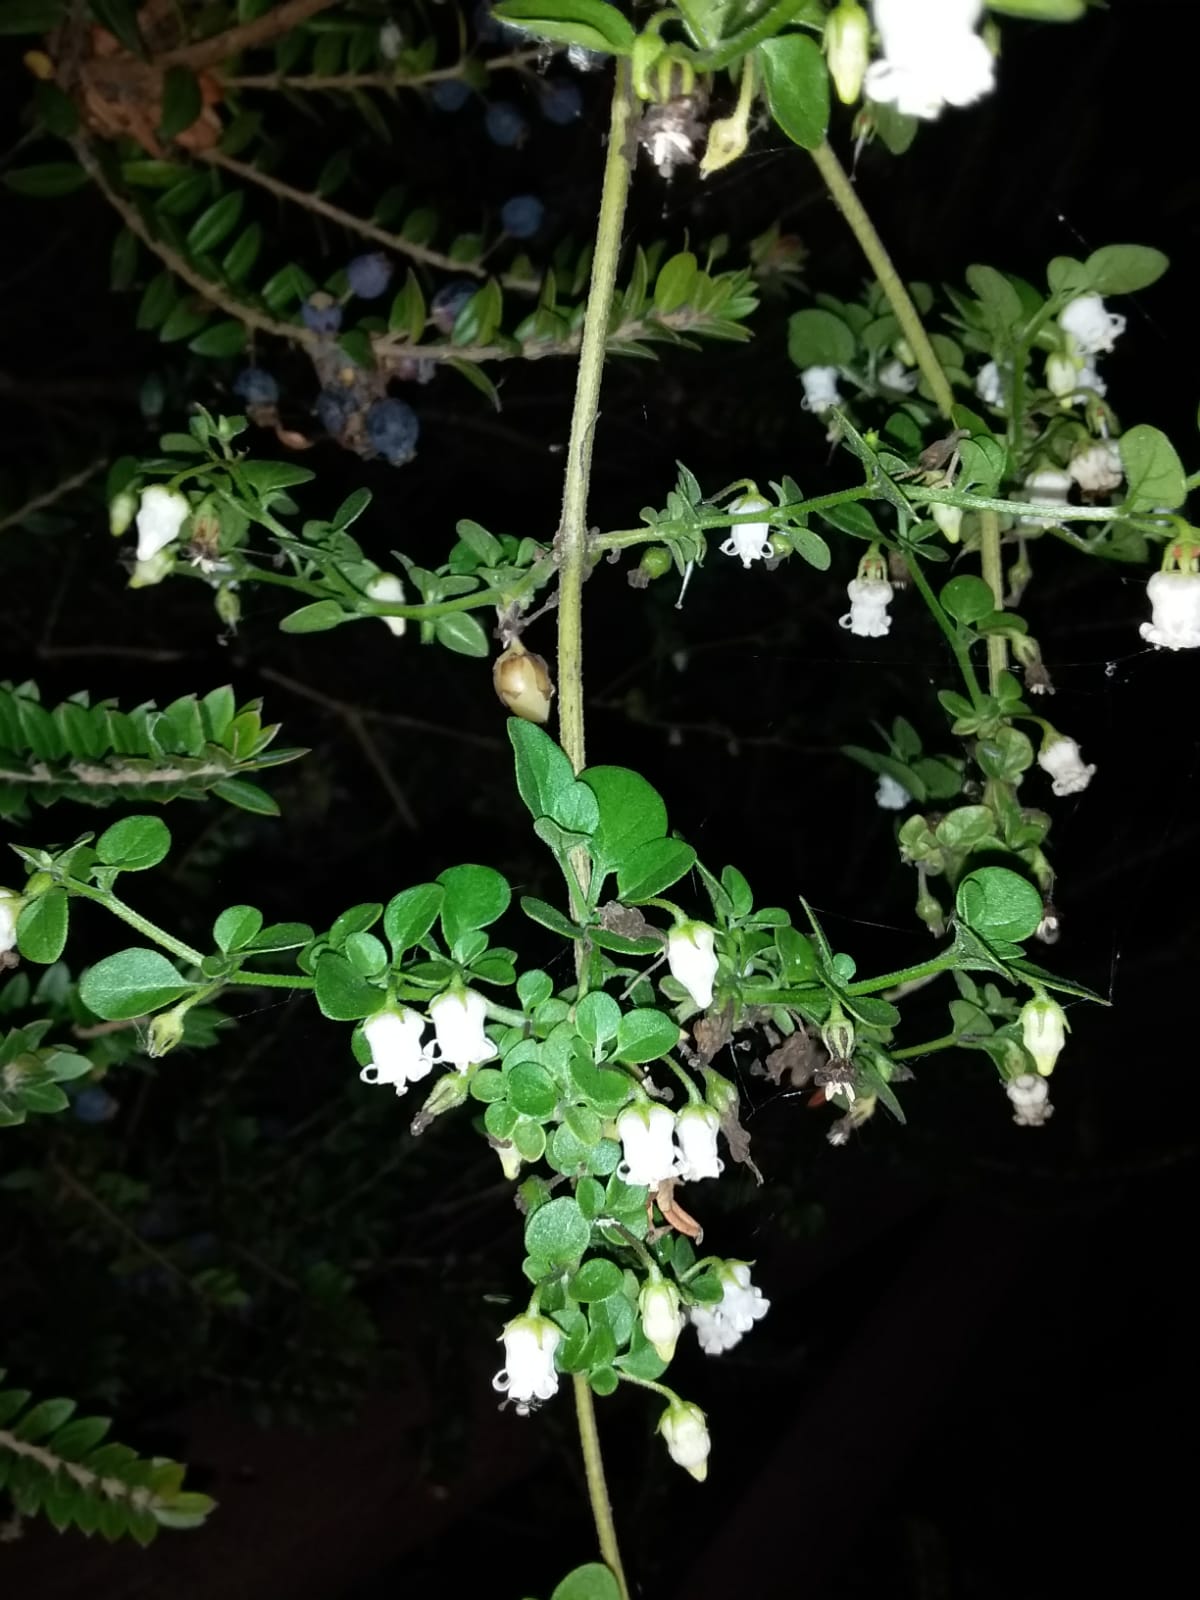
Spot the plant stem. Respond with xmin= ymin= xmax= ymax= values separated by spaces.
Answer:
xmin=573 ymin=1374 xmax=632 ymax=1600
xmin=891 ymin=1032 xmax=964 ymax=1061
xmin=903 ymin=550 xmax=987 ymax=712
xmin=61 ymin=882 xmax=205 ymax=966
xmin=226 ymin=970 xmax=315 ymax=989
xmin=979 ymin=508 xmax=1007 ymax=692
xmin=809 ymin=140 xmax=955 ymax=420
xmin=591 ymin=484 xmax=875 ymax=552
xmin=555 ymin=59 xmax=636 ymax=776
xmin=844 ymin=950 xmax=958 ymax=997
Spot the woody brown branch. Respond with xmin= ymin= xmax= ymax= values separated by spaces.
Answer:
xmin=160 ymin=0 xmax=342 ymax=72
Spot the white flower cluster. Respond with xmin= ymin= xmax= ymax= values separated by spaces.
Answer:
xmin=689 ymin=1262 xmax=771 ymax=1355
xmin=864 ymin=0 xmax=996 ymax=121
xmin=360 ymin=987 xmax=495 ymax=1094
xmin=1048 ymin=292 xmax=1124 ymax=407
xmin=616 ymin=1101 xmax=724 ymax=1188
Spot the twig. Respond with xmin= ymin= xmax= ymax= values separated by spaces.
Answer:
xmin=48 ymin=1160 xmax=204 ymax=1302
xmin=259 ymin=665 xmax=502 ymax=750
xmin=220 ymin=48 xmax=544 ymax=92
xmin=0 ymin=459 xmax=105 ymax=536
xmin=343 ymin=707 xmax=419 ymax=830
xmin=161 ymin=0 xmax=342 ymax=71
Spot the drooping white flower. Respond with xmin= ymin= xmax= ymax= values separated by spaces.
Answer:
xmin=1020 ymin=993 xmax=1069 ymax=1077
xmin=975 ymin=360 xmax=1004 ymax=408
xmin=825 ymin=0 xmax=871 ymax=104
xmin=675 ymin=1104 xmax=723 ymax=1182
xmin=1006 ymin=1072 xmax=1054 ymax=1128
xmin=360 ymin=1005 xmax=435 ymax=1093
xmin=378 ymin=20 xmax=404 ymax=59
xmin=1059 ymin=293 xmax=1126 ymax=356
xmin=366 ymin=571 xmax=407 ymax=637
xmin=720 ymin=495 xmax=773 ymax=569
xmin=1017 ymin=468 xmax=1073 ymax=529
xmin=135 ymin=485 xmax=190 ymax=562
xmin=1075 ymin=360 xmax=1106 ymax=397
xmin=1068 ymin=441 xmax=1123 ymax=495
xmin=0 ymin=887 xmax=22 ymax=955
xmin=875 ymin=773 xmax=911 ymax=810
xmin=640 ymin=1279 xmax=685 ymax=1363
xmin=659 ymin=1399 xmax=710 ymax=1481
xmin=1140 ymin=569 xmax=1200 ymax=651
xmin=801 ymin=365 xmax=842 ymax=414
xmin=864 ymin=0 xmax=995 ymax=121
xmin=492 ymin=1313 xmax=562 ymax=1415
xmin=689 ymin=1261 xmax=770 ymax=1356
xmin=840 ymin=577 xmax=894 ymax=638
xmin=878 ymin=357 xmax=917 ymax=393
xmin=429 ymin=986 xmax=494 ymax=1071
xmin=616 ymin=1103 xmax=678 ymax=1189
xmin=667 ymin=921 xmax=718 ymax=1008
xmin=1037 ymin=733 xmax=1095 ymax=797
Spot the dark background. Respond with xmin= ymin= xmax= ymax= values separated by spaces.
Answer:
xmin=2 ymin=1 xmax=1198 ymax=1595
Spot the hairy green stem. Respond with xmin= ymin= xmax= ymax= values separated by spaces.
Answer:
xmin=979 ymin=508 xmax=1007 ymax=692
xmin=226 ymin=970 xmax=315 ymax=989
xmin=903 ymin=550 xmax=987 ymax=712
xmin=573 ymin=1374 xmax=632 ymax=1600
xmin=591 ymin=484 xmax=875 ymax=552
xmin=844 ymin=951 xmax=958 ymax=996
xmin=891 ymin=1032 xmax=964 ymax=1061
xmin=59 ymin=882 xmax=205 ymax=966
xmin=809 ymin=141 xmax=955 ymax=419
xmin=556 ymin=60 xmax=635 ymax=775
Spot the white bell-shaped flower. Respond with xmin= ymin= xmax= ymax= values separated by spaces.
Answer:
xmin=1017 ymin=468 xmax=1073 ymax=529
xmin=492 ymin=1313 xmax=562 ymax=1415
xmin=616 ymin=1103 xmax=678 ymax=1188
xmin=840 ymin=577 xmax=894 ymax=638
xmin=689 ymin=1261 xmax=770 ymax=1355
xmin=659 ymin=1399 xmax=710 ymax=1481
xmin=975 ymin=361 xmax=1004 ymax=408
xmin=1037 ymin=733 xmax=1095 ymax=797
xmin=1075 ymin=360 xmax=1106 ymax=397
xmin=0 ymin=887 xmax=22 ymax=955
xmin=720 ymin=495 xmax=773 ymax=568
xmin=878 ymin=357 xmax=917 ymax=393
xmin=135 ymin=485 xmax=190 ymax=562
xmin=675 ymin=1104 xmax=723 ymax=1182
xmin=1059 ymin=293 xmax=1126 ymax=356
xmin=864 ymin=0 xmax=995 ymax=120
xmin=1140 ymin=569 xmax=1200 ymax=651
xmin=1068 ymin=441 xmax=1123 ymax=494
xmin=875 ymin=773 xmax=910 ymax=811
xmin=366 ymin=572 xmax=407 ymax=637
xmin=667 ymin=921 xmax=718 ymax=1008
xmin=1006 ymin=1073 xmax=1054 ymax=1128
xmin=640 ymin=1279 xmax=685 ymax=1363
xmin=360 ymin=1005 xmax=435 ymax=1093
xmin=1020 ymin=994 xmax=1069 ymax=1077
xmin=430 ymin=986 xmax=495 ymax=1071
xmin=801 ymin=365 xmax=842 ymax=414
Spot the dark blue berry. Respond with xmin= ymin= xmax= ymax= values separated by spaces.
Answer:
xmin=317 ymin=385 xmax=358 ymax=436
xmin=302 ymin=296 xmax=343 ymax=335
xmin=430 ymin=279 xmax=478 ymax=336
xmin=485 ymin=101 xmax=528 ymax=148
xmin=232 ymin=367 xmax=279 ymax=406
xmin=501 ymin=194 xmax=545 ymax=240
xmin=366 ymin=398 xmax=420 ymax=466
xmin=345 ymin=252 xmax=394 ymax=300
xmin=540 ymin=81 xmax=582 ymax=125
xmin=73 ymin=1086 xmax=119 ymax=1124
xmin=430 ymin=78 xmax=472 ymax=112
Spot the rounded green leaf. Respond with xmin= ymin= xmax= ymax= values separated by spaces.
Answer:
xmin=581 ymin=766 xmax=668 ymax=874
xmin=787 ymin=307 xmax=856 ymax=370
xmin=564 ymin=1103 xmax=603 ymax=1148
xmin=492 ymin=0 xmax=635 ymax=54
xmin=1119 ymin=424 xmax=1185 ymax=513
xmin=212 ymin=904 xmax=263 ymax=953
xmin=758 ymin=33 xmax=830 ymax=151
xmin=434 ymin=612 xmax=490 ymax=657
xmin=15 ymin=888 xmax=69 ymax=964
xmin=314 ymin=952 xmax=383 ymax=1021
xmin=508 ymin=1060 xmax=559 ymax=1119
xmin=613 ymin=1008 xmax=680 ymax=1065
xmin=567 ymin=1257 xmax=624 ymax=1303
xmin=344 ymin=931 xmax=389 ymax=977
xmin=279 ymin=600 xmax=347 ymax=634
xmin=575 ymin=991 xmax=621 ymax=1048
xmin=654 ymin=251 xmax=698 ymax=314
xmin=1083 ymin=243 xmax=1168 ymax=296
xmin=939 ymin=574 xmax=996 ymax=624
xmin=616 ymin=837 xmax=697 ymax=903
xmin=512 ymin=1117 xmax=547 ymax=1162
xmin=517 ymin=968 xmax=554 ymax=1009
xmin=80 ymin=948 xmax=195 ymax=1020
xmin=469 ymin=1068 xmax=507 ymax=1103
xmin=955 ymin=866 xmax=1043 ymax=945
xmin=384 ymin=883 xmax=443 ymax=957
xmin=438 ymin=863 xmax=510 ymax=946
xmin=524 ymin=1195 xmax=590 ymax=1265
xmin=96 ymin=815 xmax=171 ymax=871
xmin=485 ymin=1099 xmax=519 ymax=1140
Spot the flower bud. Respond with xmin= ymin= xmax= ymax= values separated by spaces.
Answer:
xmin=659 ymin=1398 xmax=710 ymax=1481
xmin=931 ymin=502 xmax=962 ymax=543
xmin=109 ymin=490 xmax=138 ymax=537
xmin=147 ymin=1003 xmax=188 ymax=1058
xmin=666 ymin=921 xmax=718 ymax=1009
xmin=640 ymin=1278 xmax=685 ymax=1363
xmin=1045 ymin=352 xmax=1080 ymax=401
xmin=1020 ymin=993 xmax=1068 ymax=1076
xmin=215 ymin=587 xmax=242 ymax=629
xmin=700 ymin=1067 xmax=738 ymax=1121
xmin=128 ymin=549 xmax=175 ymax=589
xmin=365 ymin=572 xmax=407 ymax=637
xmin=632 ymin=546 xmax=673 ymax=587
xmin=821 ymin=1006 xmax=855 ymax=1064
xmin=410 ymin=1067 xmax=470 ymax=1136
xmin=493 ymin=639 xmax=555 ymax=725
xmin=824 ymin=1 xmax=870 ymax=104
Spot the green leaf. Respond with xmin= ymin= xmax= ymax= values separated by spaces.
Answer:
xmin=210 ymin=778 xmax=279 ymax=816
xmin=492 ymin=0 xmax=636 ymax=54
xmin=955 ymin=866 xmax=1043 ymax=945
xmin=524 ymin=1195 xmax=590 ymax=1264
xmin=520 ymin=896 xmax=580 ymax=940
xmin=434 ymin=612 xmax=490 ymax=657
xmin=96 ymin=815 xmax=171 ymax=871
xmin=1083 ymin=244 xmax=1168 ymax=296
xmin=213 ymin=905 xmax=263 ymax=953
xmin=508 ymin=1061 xmax=559 ymax=1118
xmin=438 ymin=864 xmax=510 ymax=946
xmin=939 ymin=574 xmax=996 ymax=624
xmin=567 ymin=1258 xmax=624 ymax=1302
xmin=455 ymin=519 xmax=502 ymax=565
xmin=654 ymin=252 xmax=698 ymax=314
xmin=616 ymin=837 xmax=696 ymax=903
xmin=965 ymin=263 xmax=1024 ymax=330
xmin=245 ymin=921 xmax=313 ymax=953
xmin=314 ymin=952 xmax=381 ymax=1021
xmin=3 ymin=163 xmax=88 ymax=198
xmin=0 ymin=0 xmax=69 ymax=34
xmin=613 ymin=1008 xmax=679 ymax=1065
xmin=34 ymin=82 xmax=76 ymax=139
xmin=222 ymin=223 xmax=263 ymax=286
xmin=239 ymin=461 xmax=315 ymax=495
xmin=332 ymin=488 xmax=372 ymax=530
xmin=581 ymin=766 xmax=668 ymax=877
xmin=90 ymin=0 xmax=143 ymax=53
xmin=508 ymin=720 xmax=599 ymax=835
xmin=758 ymin=33 xmax=830 ymax=151
xmin=158 ymin=66 xmax=202 ymax=144
xmin=787 ymin=307 xmax=855 ymax=370
xmin=384 ymin=883 xmax=442 ymax=956
xmin=110 ymin=228 xmax=138 ymax=290
xmin=188 ymin=320 xmax=247 ymax=358
xmin=279 ymin=600 xmax=347 ymax=633
xmin=576 ymin=991 xmax=621 ymax=1048
xmin=447 ymin=358 xmax=501 ymax=413
xmin=80 ymin=948 xmax=194 ymax=1020
xmin=1120 ymin=424 xmax=1185 ymax=513
xmin=186 ymin=191 xmax=245 ymax=255
xmin=15 ymin=889 xmax=69 ymax=964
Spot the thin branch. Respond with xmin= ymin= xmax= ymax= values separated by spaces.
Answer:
xmin=161 ymin=0 xmax=342 ymax=71
xmin=49 ymin=1160 xmax=204 ymax=1302
xmin=0 ymin=459 xmax=105 ymax=536
xmin=259 ymin=665 xmax=503 ymax=750
xmin=219 ymin=48 xmax=544 ymax=92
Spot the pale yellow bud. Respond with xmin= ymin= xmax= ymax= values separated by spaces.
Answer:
xmin=493 ymin=640 xmax=555 ymax=725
